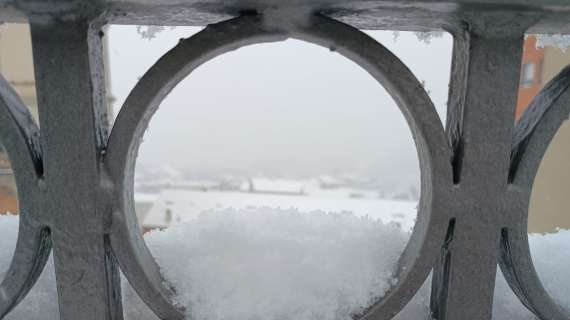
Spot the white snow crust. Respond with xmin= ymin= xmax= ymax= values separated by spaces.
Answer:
xmin=0 ymin=211 xmax=568 ymax=319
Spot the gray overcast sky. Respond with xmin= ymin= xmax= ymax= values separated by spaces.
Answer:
xmin=107 ymin=26 xmax=452 ymax=186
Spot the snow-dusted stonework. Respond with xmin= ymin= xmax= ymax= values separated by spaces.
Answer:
xmin=0 ymin=1 xmax=569 ymax=320
xmin=535 ymin=34 xmax=570 ymax=51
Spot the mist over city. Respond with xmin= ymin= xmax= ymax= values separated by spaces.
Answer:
xmin=108 ymin=27 xmax=452 ymax=207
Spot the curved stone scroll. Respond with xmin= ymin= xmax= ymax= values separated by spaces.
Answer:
xmin=105 ymin=13 xmax=453 ymax=319
xmin=502 ymin=64 xmax=570 ymax=320
xmin=0 ymin=74 xmax=51 ymax=318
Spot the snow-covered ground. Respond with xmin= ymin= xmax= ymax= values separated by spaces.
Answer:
xmin=0 ymin=211 xmax=568 ymax=319
xmin=141 ymin=189 xmax=417 ymax=231
xmin=131 ymin=208 xmax=408 ymax=320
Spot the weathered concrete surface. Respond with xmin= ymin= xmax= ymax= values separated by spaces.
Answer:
xmin=0 ymin=0 xmax=570 ymax=33
xmin=30 ymin=19 xmax=122 ymax=320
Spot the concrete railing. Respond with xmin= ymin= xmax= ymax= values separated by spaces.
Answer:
xmin=0 ymin=1 xmax=569 ymax=319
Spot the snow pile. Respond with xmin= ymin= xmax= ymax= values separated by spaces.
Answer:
xmin=0 ymin=212 xmax=569 ymax=319
xmin=137 ymin=208 xmax=408 ymax=320
xmin=535 ymin=34 xmax=570 ymax=52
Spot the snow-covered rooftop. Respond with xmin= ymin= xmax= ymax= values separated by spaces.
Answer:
xmin=141 ymin=189 xmax=417 ymax=230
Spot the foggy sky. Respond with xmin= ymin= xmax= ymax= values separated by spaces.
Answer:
xmin=107 ymin=27 xmax=452 ymax=187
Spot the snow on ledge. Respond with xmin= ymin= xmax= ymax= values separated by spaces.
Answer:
xmin=0 ymin=212 xmax=569 ymax=319
xmin=138 ymin=208 xmax=408 ymax=320
xmin=535 ymin=34 xmax=570 ymax=52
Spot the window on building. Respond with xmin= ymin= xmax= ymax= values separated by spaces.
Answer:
xmin=521 ymin=62 xmax=535 ymax=87
xmin=537 ymin=58 xmax=544 ymax=85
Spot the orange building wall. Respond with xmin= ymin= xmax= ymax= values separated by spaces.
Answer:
xmin=515 ymin=36 xmax=545 ymax=120
xmin=0 ymin=184 xmax=18 ymax=214
xmin=0 ymin=152 xmax=18 ymax=214
xmin=0 ymin=192 xmax=18 ymax=214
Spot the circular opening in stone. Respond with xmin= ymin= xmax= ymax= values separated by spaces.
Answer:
xmin=107 ymin=25 xmax=452 ymax=319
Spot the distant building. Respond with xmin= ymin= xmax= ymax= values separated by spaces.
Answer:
xmin=134 ymin=193 xmax=159 ymax=230
xmin=517 ymin=35 xmax=570 ymax=233
xmin=317 ymin=175 xmax=344 ymax=189
xmin=242 ymin=178 xmax=307 ymax=196
xmin=515 ymin=36 xmax=545 ymax=121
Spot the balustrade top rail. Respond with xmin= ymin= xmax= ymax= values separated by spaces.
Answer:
xmin=0 ymin=1 xmax=569 ymax=320
xmin=1 ymin=0 xmax=570 ymax=32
